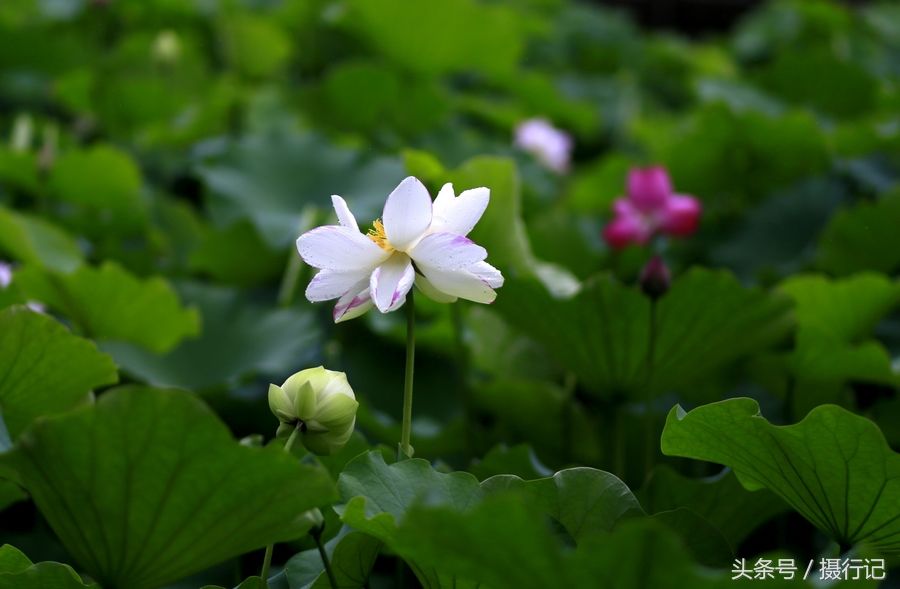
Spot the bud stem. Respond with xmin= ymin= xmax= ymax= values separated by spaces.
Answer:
xmin=312 ymin=526 xmax=339 ymax=589
xmin=259 ymin=545 xmax=274 ymax=589
xmin=398 ymin=290 xmax=416 ymax=459
xmin=284 ymin=423 xmax=302 ymax=453
xmin=259 ymin=423 xmax=303 ymax=588
xmin=643 ymin=300 xmax=659 ymax=475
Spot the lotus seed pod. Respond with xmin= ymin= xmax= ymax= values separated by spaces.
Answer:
xmin=269 ymin=366 xmax=358 ymax=456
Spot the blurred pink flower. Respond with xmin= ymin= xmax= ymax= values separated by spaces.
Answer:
xmin=602 ymin=166 xmax=701 ymax=249
xmin=514 ymin=118 xmax=572 ymax=174
xmin=0 ymin=262 xmax=10 ymax=289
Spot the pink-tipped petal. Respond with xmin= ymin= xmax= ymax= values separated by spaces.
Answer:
xmin=370 ymin=254 xmax=415 ymax=313
xmin=603 ymin=215 xmax=652 ymax=250
xmin=661 ymin=194 xmax=702 ymax=237
xmin=382 ymin=176 xmax=433 ymax=250
xmin=333 ymin=279 xmax=373 ymax=323
xmin=627 ymin=166 xmax=672 ymax=212
xmin=410 ymin=232 xmax=487 ymax=271
xmin=331 ymin=195 xmax=359 ymax=231
xmin=469 ymin=261 xmax=504 ymax=289
xmin=306 ymin=268 xmax=371 ymax=302
xmin=296 ymin=225 xmax=389 ymax=271
xmin=431 ymin=186 xmax=490 ymax=236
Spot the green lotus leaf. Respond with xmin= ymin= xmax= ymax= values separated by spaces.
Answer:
xmin=6 ymin=387 xmax=338 ymax=589
xmin=495 ymin=268 xmax=793 ymax=398
xmin=0 ymin=306 xmax=117 ymax=440
xmin=13 ymin=262 xmax=199 ymax=353
xmin=662 ymin=398 xmax=900 ymax=554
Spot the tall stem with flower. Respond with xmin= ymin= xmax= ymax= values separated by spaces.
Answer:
xmin=603 ymin=166 xmax=701 ymax=478
xmin=295 ymin=177 xmax=503 ymax=459
xmin=399 ymin=290 xmax=416 ymax=458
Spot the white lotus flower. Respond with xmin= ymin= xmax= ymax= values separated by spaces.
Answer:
xmin=296 ymin=176 xmax=504 ymax=322
xmin=514 ymin=118 xmax=572 ymax=174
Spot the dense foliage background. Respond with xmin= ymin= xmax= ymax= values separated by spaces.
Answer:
xmin=0 ymin=0 xmax=898 ymax=587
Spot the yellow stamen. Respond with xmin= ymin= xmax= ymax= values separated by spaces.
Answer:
xmin=367 ymin=219 xmax=393 ymax=251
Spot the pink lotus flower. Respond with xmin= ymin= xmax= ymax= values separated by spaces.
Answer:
xmin=602 ymin=166 xmax=701 ymax=249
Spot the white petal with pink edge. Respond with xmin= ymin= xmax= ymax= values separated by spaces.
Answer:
xmin=382 ymin=176 xmax=433 ymax=250
xmin=331 ymin=195 xmax=359 ymax=231
xmin=296 ymin=225 xmax=389 ymax=271
xmin=370 ymin=253 xmax=415 ymax=313
xmin=431 ymin=185 xmax=489 ymax=236
xmin=306 ymin=268 xmax=372 ymax=302
xmin=468 ymin=261 xmax=504 ymax=289
xmin=410 ymin=232 xmax=487 ymax=270
xmin=333 ymin=278 xmax=373 ymax=323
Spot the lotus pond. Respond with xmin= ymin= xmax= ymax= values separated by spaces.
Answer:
xmin=0 ymin=0 xmax=899 ymax=587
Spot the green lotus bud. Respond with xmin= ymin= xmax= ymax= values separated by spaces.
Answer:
xmin=300 ymin=508 xmax=325 ymax=531
xmin=268 ymin=366 xmax=359 ymax=456
xmin=268 ymin=383 xmax=296 ymax=423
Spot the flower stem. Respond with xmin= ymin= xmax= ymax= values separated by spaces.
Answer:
xmin=312 ymin=527 xmax=338 ymax=589
xmin=259 ymin=423 xmax=302 ymax=588
xmin=451 ymin=303 xmax=474 ymax=454
xmin=644 ymin=299 xmax=659 ymax=476
xmin=399 ymin=290 xmax=416 ymax=459
xmin=259 ymin=545 xmax=274 ymax=589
